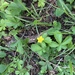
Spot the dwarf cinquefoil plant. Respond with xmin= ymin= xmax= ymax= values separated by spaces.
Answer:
xmin=31 ymin=31 xmax=73 ymax=57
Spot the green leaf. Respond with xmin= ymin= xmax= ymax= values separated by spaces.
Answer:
xmin=50 ymin=41 xmax=59 ymax=47
xmin=53 ymin=21 xmax=61 ymax=30
xmin=54 ymin=31 xmax=62 ymax=44
xmin=47 ymin=28 xmax=57 ymax=35
xmin=31 ymin=44 xmax=43 ymax=55
xmin=0 ymin=19 xmax=6 ymax=31
xmin=0 ymin=51 xmax=6 ymax=58
xmin=0 ymin=64 xmax=7 ymax=73
xmin=62 ymin=36 xmax=72 ymax=45
xmin=67 ymin=42 xmax=74 ymax=49
xmin=0 ymin=1 xmax=9 ymax=11
xmin=44 ymin=37 xmax=52 ymax=44
xmin=54 ymin=8 xmax=64 ymax=17
xmin=61 ymin=45 xmax=67 ymax=49
xmin=25 ymin=72 xmax=29 ymax=75
xmin=17 ymin=40 xmax=24 ymax=54
xmin=71 ymin=26 xmax=75 ymax=34
xmin=41 ymin=42 xmax=46 ymax=48
xmin=7 ymin=1 xmax=25 ymax=16
xmin=39 ymin=61 xmax=46 ymax=66
xmin=42 ymin=33 xmax=47 ymax=38
xmin=5 ymin=18 xmax=23 ymax=29
xmin=57 ymin=45 xmax=62 ymax=51
xmin=40 ymin=65 xmax=47 ymax=73
xmin=47 ymin=64 xmax=53 ymax=70
xmin=31 ymin=44 xmax=42 ymax=52
xmin=38 ymin=0 xmax=45 ymax=7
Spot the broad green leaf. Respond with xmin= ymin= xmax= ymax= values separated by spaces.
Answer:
xmin=50 ymin=41 xmax=59 ymax=47
xmin=31 ymin=44 xmax=42 ymax=52
xmin=62 ymin=36 xmax=72 ymax=45
xmin=0 ymin=64 xmax=7 ymax=73
xmin=54 ymin=8 xmax=64 ymax=17
xmin=47 ymin=28 xmax=57 ymax=35
xmin=44 ymin=37 xmax=52 ymax=44
xmin=41 ymin=42 xmax=46 ymax=48
xmin=31 ymin=44 xmax=43 ymax=55
xmin=0 ymin=51 xmax=6 ymax=58
xmin=54 ymin=31 xmax=62 ymax=44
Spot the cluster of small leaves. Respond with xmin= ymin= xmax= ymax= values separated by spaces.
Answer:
xmin=31 ymin=20 xmax=75 ymax=75
xmin=0 ymin=0 xmax=30 ymax=74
